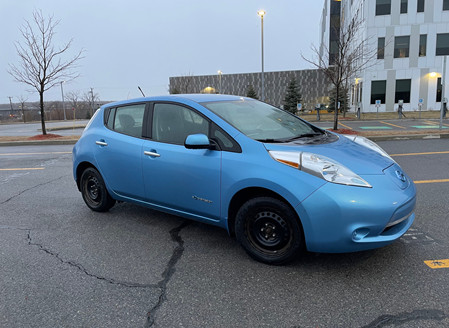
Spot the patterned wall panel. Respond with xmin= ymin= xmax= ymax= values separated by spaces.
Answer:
xmin=169 ymin=69 xmax=331 ymax=110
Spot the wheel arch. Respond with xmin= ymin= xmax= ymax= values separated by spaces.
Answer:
xmin=227 ymin=187 xmax=305 ymax=241
xmin=75 ymin=161 xmax=97 ymax=191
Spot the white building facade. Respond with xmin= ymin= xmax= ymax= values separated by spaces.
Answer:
xmin=321 ymin=0 xmax=449 ymax=113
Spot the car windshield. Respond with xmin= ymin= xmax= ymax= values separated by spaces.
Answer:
xmin=202 ymin=99 xmax=323 ymax=142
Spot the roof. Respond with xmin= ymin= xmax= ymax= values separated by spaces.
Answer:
xmin=102 ymin=94 xmax=250 ymax=108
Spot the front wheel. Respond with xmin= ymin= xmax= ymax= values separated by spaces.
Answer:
xmin=235 ymin=197 xmax=304 ymax=265
xmin=80 ymin=167 xmax=115 ymax=212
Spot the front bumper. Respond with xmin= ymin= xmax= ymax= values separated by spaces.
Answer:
xmin=296 ymin=168 xmax=416 ymax=253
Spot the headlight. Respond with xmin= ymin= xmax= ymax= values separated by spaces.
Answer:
xmin=342 ymin=135 xmax=394 ymax=162
xmin=269 ymin=151 xmax=372 ymax=188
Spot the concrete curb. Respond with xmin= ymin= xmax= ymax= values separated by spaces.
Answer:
xmin=0 ymin=139 xmax=78 ymax=147
xmin=368 ymin=133 xmax=449 ymax=142
xmin=44 ymin=125 xmax=86 ymax=132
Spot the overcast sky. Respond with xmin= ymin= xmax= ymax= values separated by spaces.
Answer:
xmin=1 ymin=0 xmax=324 ymax=103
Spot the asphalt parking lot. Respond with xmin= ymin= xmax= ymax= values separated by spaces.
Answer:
xmin=313 ymin=117 xmax=449 ymax=133
xmin=1 ymin=139 xmax=449 ymax=327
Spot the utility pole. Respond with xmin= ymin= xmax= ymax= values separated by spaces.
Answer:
xmin=258 ymin=10 xmax=266 ymax=102
xmin=89 ymin=87 xmax=94 ymax=116
xmin=8 ymin=96 xmax=13 ymax=115
xmin=440 ymin=56 xmax=447 ymax=130
xmin=60 ymin=81 xmax=66 ymax=120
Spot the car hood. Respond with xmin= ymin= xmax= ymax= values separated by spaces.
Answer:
xmin=263 ymin=134 xmax=394 ymax=175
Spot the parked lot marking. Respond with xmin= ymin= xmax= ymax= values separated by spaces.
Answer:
xmin=412 ymin=125 xmax=448 ymax=129
xmin=413 ymin=179 xmax=449 ymax=184
xmin=424 ymin=259 xmax=449 ymax=269
xmin=401 ymin=228 xmax=434 ymax=244
xmin=0 ymin=151 xmax=71 ymax=156
xmin=359 ymin=126 xmax=392 ymax=130
xmin=338 ymin=122 xmax=352 ymax=130
xmin=379 ymin=121 xmax=406 ymax=129
xmin=423 ymin=120 xmax=449 ymax=127
xmin=0 ymin=168 xmax=45 ymax=171
xmin=390 ymin=151 xmax=449 ymax=157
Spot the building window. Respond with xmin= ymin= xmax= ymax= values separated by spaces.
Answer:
xmin=395 ymin=79 xmax=411 ymax=103
xmin=377 ymin=37 xmax=385 ymax=59
xmin=437 ymin=78 xmax=442 ymax=102
xmin=419 ymin=34 xmax=427 ymax=57
xmin=376 ymin=0 xmax=391 ymax=15
xmin=417 ymin=0 xmax=425 ymax=12
xmin=444 ymin=0 xmax=449 ymax=10
xmin=328 ymin=0 xmax=341 ymax=66
xmin=394 ymin=36 xmax=410 ymax=58
xmin=371 ymin=80 xmax=386 ymax=104
xmin=401 ymin=0 xmax=408 ymax=13
xmin=436 ymin=33 xmax=449 ymax=56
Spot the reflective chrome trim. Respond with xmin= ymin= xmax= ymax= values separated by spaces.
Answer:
xmin=385 ymin=213 xmax=411 ymax=228
xmin=95 ymin=141 xmax=108 ymax=146
xmin=144 ymin=151 xmax=161 ymax=157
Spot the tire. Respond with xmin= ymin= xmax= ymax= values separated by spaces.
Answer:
xmin=80 ymin=167 xmax=116 ymax=212
xmin=235 ymin=197 xmax=303 ymax=265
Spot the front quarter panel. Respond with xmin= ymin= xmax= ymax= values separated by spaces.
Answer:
xmin=220 ymin=137 xmax=327 ymax=223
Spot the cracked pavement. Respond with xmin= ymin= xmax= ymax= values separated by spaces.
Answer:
xmin=1 ymin=143 xmax=449 ymax=327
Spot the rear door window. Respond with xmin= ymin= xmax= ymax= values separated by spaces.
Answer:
xmin=111 ymin=104 xmax=146 ymax=138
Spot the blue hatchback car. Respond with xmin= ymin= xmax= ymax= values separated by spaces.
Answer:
xmin=73 ymin=94 xmax=416 ymax=264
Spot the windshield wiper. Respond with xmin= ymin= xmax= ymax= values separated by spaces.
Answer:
xmin=283 ymin=133 xmax=323 ymax=142
xmin=257 ymin=132 xmax=324 ymax=143
xmin=256 ymin=138 xmax=285 ymax=143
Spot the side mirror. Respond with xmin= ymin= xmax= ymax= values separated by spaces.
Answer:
xmin=184 ymin=134 xmax=211 ymax=149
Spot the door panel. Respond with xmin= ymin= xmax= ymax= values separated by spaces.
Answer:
xmin=94 ymin=131 xmax=145 ymax=199
xmin=142 ymin=102 xmax=221 ymax=220
xmin=93 ymin=103 xmax=146 ymax=200
xmin=142 ymin=141 xmax=221 ymax=220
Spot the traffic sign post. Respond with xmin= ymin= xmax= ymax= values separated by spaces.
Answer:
xmin=444 ymin=97 xmax=448 ymax=119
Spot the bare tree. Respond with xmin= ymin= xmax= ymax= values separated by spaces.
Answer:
xmin=66 ymin=91 xmax=80 ymax=119
xmin=302 ymin=5 xmax=376 ymax=130
xmin=17 ymin=94 xmax=29 ymax=123
xmin=83 ymin=88 xmax=100 ymax=118
xmin=8 ymin=10 xmax=83 ymax=135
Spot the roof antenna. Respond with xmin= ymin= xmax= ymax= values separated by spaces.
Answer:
xmin=138 ymin=86 xmax=146 ymax=97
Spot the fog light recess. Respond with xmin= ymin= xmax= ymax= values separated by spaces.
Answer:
xmin=352 ymin=228 xmax=370 ymax=241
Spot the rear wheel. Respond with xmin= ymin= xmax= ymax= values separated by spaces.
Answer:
xmin=80 ymin=167 xmax=115 ymax=212
xmin=235 ymin=197 xmax=303 ymax=265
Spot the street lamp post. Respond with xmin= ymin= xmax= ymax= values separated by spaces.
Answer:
xmin=440 ymin=56 xmax=447 ymax=130
xmin=60 ymin=81 xmax=66 ymax=120
xmin=218 ymin=70 xmax=222 ymax=94
xmin=258 ymin=10 xmax=266 ymax=102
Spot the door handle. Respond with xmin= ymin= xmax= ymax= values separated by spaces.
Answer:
xmin=144 ymin=151 xmax=161 ymax=157
xmin=96 ymin=140 xmax=108 ymax=146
